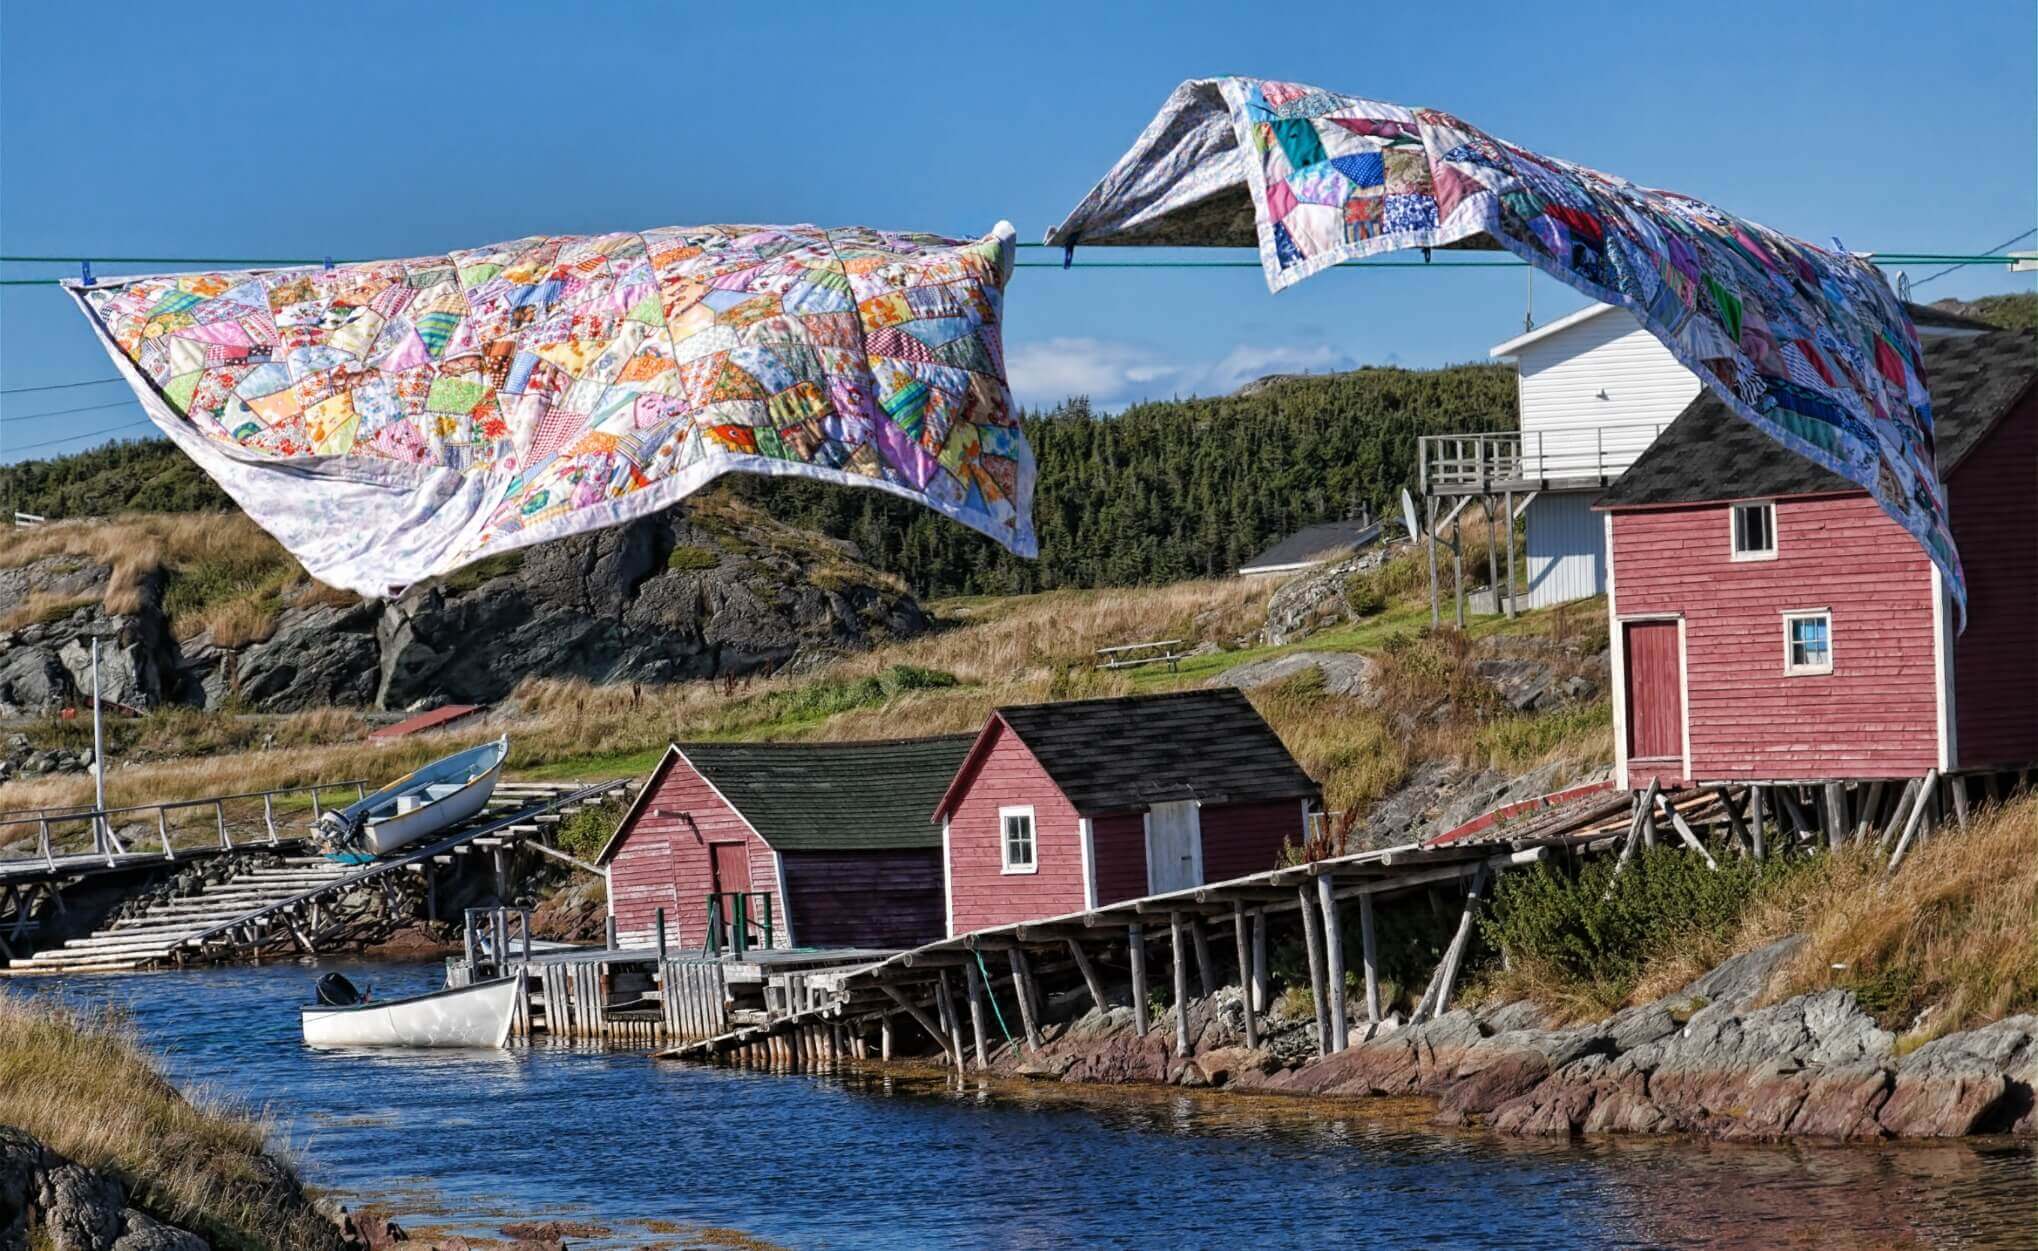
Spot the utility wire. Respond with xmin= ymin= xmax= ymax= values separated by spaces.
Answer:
xmin=0 ymin=376 xmax=123 ymax=396
xmin=1905 ymin=228 xmax=2037 ymax=291
xmin=4 ymin=419 xmax=156 ymax=454
xmin=0 ymin=399 xmax=137 ymax=424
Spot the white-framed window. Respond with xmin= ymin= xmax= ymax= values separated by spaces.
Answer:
xmin=999 ymin=805 xmax=1037 ymax=874
xmin=1730 ymin=501 xmax=1777 ymax=561
xmin=1782 ymin=610 xmax=1833 ymax=676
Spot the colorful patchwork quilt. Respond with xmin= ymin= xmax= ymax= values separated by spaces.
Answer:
xmin=68 ymin=223 xmax=1035 ymax=596
xmin=1046 ymin=79 xmax=1962 ymax=619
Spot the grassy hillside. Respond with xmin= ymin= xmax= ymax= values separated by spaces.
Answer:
xmin=2 ymin=363 xmax=1517 ymax=599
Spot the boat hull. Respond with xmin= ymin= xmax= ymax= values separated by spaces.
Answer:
xmin=359 ymin=750 xmax=505 ymax=856
xmin=302 ymin=975 xmax=519 ymax=1048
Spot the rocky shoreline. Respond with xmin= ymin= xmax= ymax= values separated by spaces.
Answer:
xmin=981 ymin=937 xmax=2038 ymax=1142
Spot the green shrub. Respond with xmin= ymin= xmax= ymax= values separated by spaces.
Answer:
xmin=1482 ymin=847 xmax=1808 ymax=1003
xmin=437 ymin=550 xmax=526 ymax=595
xmin=556 ymin=798 xmax=627 ymax=862
xmin=666 ymin=545 xmax=720 ymax=572
xmin=1342 ymin=573 xmax=1388 ymax=618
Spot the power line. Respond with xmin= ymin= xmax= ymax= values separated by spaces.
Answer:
xmin=0 ymin=399 xmax=137 ymax=425
xmin=0 ymin=376 xmax=123 ymax=396
xmin=4 ymin=419 xmax=156 ymax=454
xmin=1906 ymin=228 xmax=2037 ymax=291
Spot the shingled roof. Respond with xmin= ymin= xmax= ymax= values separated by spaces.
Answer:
xmin=1600 ymin=329 xmax=2038 ymax=508
xmin=639 ymin=735 xmax=976 ymax=854
xmin=1239 ymin=519 xmax=1381 ymax=574
xmin=946 ymin=688 xmax=1318 ymax=816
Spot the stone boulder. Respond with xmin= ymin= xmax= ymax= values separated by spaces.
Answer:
xmin=1262 ymin=542 xmax=1406 ymax=647
xmin=1208 ymin=651 xmax=1377 ymax=701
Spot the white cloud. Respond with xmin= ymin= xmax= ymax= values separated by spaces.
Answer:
xmin=1005 ymin=336 xmax=1359 ymax=410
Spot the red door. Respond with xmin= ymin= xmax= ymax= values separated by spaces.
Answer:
xmin=708 ymin=841 xmax=752 ymax=933
xmin=1624 ymin=620 xmax=1684 ymax=778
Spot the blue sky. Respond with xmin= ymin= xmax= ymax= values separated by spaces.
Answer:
xmin=2 ymin=0 xmax=2032 ymax=462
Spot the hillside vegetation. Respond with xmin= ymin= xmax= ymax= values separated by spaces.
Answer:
xmin=4 ymin=363 xmax=1518 ymax=598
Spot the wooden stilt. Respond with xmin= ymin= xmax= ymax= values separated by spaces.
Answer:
xmin=1878 ymin=778 xmax=1918 ymax=850
xmin=1297 ymin=884 xmax=1330 ymax=1056
xmin=1503 ymin=488 xmax=1517 ymax=619
xmin=880 ymin=1015 xmax=893 ymax=1062
xmin=964 ymin=956 xmax=992 ymax=1068
xmin=1777 ymin=786 xmax=1815 ymax=844
xmin=1711 ymin=785 xmax=1751 ymax=855
xmin=1452 ymin=515 xmax=1465 ymax=630
xmin=934 ymin=973 xmax=966 ymax=1072
xmin=1748 ymin=785 xmax=1768 ymax=860
xmin=1887 ymin=769 xmax=1939 ymax=872
xmin=1250 ymin=912 xmax=1269 ymax=1014
xmin=1008 ymin=947 xmax=1044 ymax=1050
xmin=1316 ymin=874 xmax=1349 ymax=1053
xmin=1655 ymin=792 xmax=1719 ymax=870
xmin=1231 ymin=902 xmax=1258 ymax=1050
xmin=1190 ymin=922 xmax=1215 ymax=998
xmin=1950 ymin=776 xmax=1971 ymax=829
xmin=1127 ymin=926 xmax=1150 ymax=1036
xmin=1426 ymin=494 xmax=1440 ymax=627
xmin=1067 ymin=939 xmax=1108 ymax=1013
xmin=1170 ymin=913 xmax=1192 ymax=1059
xmin=1823 ymin=781 xmax=1849 ymax=850
xmin=1358 ymin=891 xmax=1381 ymax=1025
xmin=880 ymin=984 xmax=952 ymax=1065
xmin=1414 ymin=863 xmax=1491 ymax=1022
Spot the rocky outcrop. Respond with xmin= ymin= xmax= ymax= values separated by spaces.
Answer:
xmin=1262 ymin=541 xmax=1404 ymax=647
xmin=979 ymin=935 xmax=2038 ymax=1143
xmin=0 ymin=1127 xmax=207 ymax=1251
xmin=0 ymin=503 xmax=928 ymax=714
xmin=1207 ymin=651 xmax=1378 ymax=701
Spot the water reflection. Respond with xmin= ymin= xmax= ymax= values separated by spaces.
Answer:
xmin=9 ymin=960 xmax=2033 ymax=1250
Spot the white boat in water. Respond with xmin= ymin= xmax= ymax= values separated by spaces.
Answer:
xmin=301 ymin=972 xmax=519 ymax=1048
xmin=319 ymin=736 xmax=507 ymax=856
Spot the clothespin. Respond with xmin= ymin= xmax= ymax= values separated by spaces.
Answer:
xmin=1422 ymin=247 xmax=1433 ymax=264
xmin=79 ymin=260 xmax=93 ymax=287
xmin=1062 ymin=234 xmax=1078 ymax=270
xmin=323 ymin=255 xmax=335 ymax=272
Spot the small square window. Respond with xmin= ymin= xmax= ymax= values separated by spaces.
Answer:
xmin=1000 ymin=807 xmax=1036 ymax=874
xmin=1784 ymin=612 xmax=1832 ymax=675
xmin=1731 ymin=502 xmax=1776 ymax=560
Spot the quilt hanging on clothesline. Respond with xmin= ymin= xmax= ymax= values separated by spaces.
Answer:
xmin=1045 ymin=78 xmax=1961 ymax=620
xmin=67 ymin=223 xmax=1035 ymax=597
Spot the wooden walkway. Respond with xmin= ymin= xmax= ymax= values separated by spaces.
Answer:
xmin=3 ymin=778 xmax=632 ymax=974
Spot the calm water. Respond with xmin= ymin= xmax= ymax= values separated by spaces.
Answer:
xmin=11 ymin=959 xmax=2038 ymax=1249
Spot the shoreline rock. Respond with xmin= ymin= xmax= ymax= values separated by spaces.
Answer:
xmin=976 ymin=936 xmax=2038 ymax=1143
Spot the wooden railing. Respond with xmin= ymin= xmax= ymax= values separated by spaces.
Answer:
xmin=1420 ymin=421 xmax=1668 ymax=493
xmin=1095 ymin=639 xmax=1185 ymax=674
xmin=0 ymin=779 xmax=369 ymax=871
xmin=704 ymin=891 xmax=775 ymax=957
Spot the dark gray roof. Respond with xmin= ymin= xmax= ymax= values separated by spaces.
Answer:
xmin=1240 ymin=520 xmax=1380 ymax=572
xmin=678 ymin=735 xmax=975 ymax=852
xmin=1912 ymin=301 xmax=1999 ymax=334
xmin=988 ymin=688 xmax=1318 ymax=814
xmin=1600 ymin=329 xmax=2038 ymax=508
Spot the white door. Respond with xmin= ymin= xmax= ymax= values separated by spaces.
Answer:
xmin=1144 ymin=801 xmax=1204 ymax=894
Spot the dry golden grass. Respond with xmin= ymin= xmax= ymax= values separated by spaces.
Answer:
xmin=0 ymin=591 xmax=99 ymax=632
xmin=0 ymin=995 xmax=344 ymax=1250
xmin=1625 ymin=792 xmax=2038 ymax=1036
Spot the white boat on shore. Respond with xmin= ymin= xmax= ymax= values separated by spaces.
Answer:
xmin=319 ymin=736 xmax=507 ymax=856
xmin=301 ymin=972 xmax=519 ymax=1048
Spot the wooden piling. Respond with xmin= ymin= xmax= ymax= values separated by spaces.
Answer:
xmin=1950 ymin=776 xmax=1971 ymax=829
xmin=1250 ymin=912 xmax=1269 ymax=1015
xmin=1067 ymin=939 xmax=1108 ymax=1013
xmin=1358 ymin=892 xmax=1381 ymax=1025
xmin=1888 ymin=769 xmax=1939 ymax=872
xmin=963 ymin=956 xmax=992 ymax=1068
xmin=1190 ymin=923 xmax=1215 ymax=999
xmin=1008 ymin=948 xmax=1044 ymax=1050
xmin=1823 ymin=781 xmax=1849 ymax=849
xmin=1297 ymin=884 xmax=1330 ymax=1056
xmin=1169 ymin=913 xmax=1192 ymax=1059
xmin=1231 ymin=902 xmax=1258 ymax=1050
xmin=1748 ymin=785 xmax=1768 ymax=860
xmin=1414 ymin=863 xmax=1490 ymax=1022
xmin=1128 ymin=926 xmax=1150 ymax=1036
xmin=1315 ymin=875 xmax=1349 ymax=1053
xmin=880 ymin=1015 xmax=893 ymax=1062
xmin=934 ymin=973 xmax=966 ymax=1072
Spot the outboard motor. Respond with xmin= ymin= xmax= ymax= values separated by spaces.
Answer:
xmin=314 ymin=972 xmax=362 ymax=1006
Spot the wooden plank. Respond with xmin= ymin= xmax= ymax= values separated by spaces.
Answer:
xmin=1887 ymin=770 xmax=1938 ymax=873
xmin=1170 ymin=913 xmax=1192 ymax=1059
xmin=1232 ymin=902 xmax=1258 ymax=1050
xmin=1316 ymin=875 xmax=1349 ymax=1053
xmin=1128 ymin=926 xmax=1150 ymax=1036
xmin=1878 ymin=779 xmax=1918 ymax=851
xmin=1417 ymin=863 xmax=1491 ymax=1022
xmin=1297 ymin=884 xmax=1329 ymax=1057
xmin=963 ymin=956 xmax=992 ymax=1069
xmin=1655 ymin=792 xmax=1719 ymax=870
xmin=1008 ymin=947 xmax=1044 ymax=1050
xmin=1067 ymin=939 xmax=1108 ymax=1013
xmin=1710 ymin=786 xmax=1751 ymax=855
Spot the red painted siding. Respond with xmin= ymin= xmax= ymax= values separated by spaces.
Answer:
xmin=1948 ymin=393 xmax=2038 ymax=769
xmin=606 ymin=753 xmax=781 ymax=950
xmin=1198 ymin=799 xmax=1310 ymax=883
xmin=1090 ymin=811 xmax=1146 ymax=905
xmin=944 ymin=720 xmax=1087 ymax=933
xmin=779 ymin=849 xmax=944 ymax=949
xmin=1611 ymin=494 xmax=1939 ymax=787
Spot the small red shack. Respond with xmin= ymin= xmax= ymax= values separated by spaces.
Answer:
xmin=933 ymin=688 xmax=1320 ymax=934
xmin=1598 ymin=327 xmax=2038 ymax=791
xmin=597 ymin=735 xmax=975 ymax=951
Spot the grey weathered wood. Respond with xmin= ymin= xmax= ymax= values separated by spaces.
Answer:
xmin=880 ymin=1014 xmax=893 ymax=1062
xmin=1316 ymin=874 xmax=1349 ymax=1053
xmin=1711 ymin=786 xmax=1751 ymax=855
xmin=1420 ymin=862 xmax=1491 ymax=1022
xmin=1887 ymin=769 xmax=1939 ymax=873
xmin=1605 ymin=778 xmax=1658 ymax=898
xmin=1127 ymin=926 xmax=1150 ymax=1036
xmin=880 ymin=984 xmax=952 ymax=1064
xmin=1950 ymin=776 xmax=1971 ymax=829
xmin=1878 ymin=778 xmax=1920 ymax=850
xmin=1776 ymin=786 xmax=1815 ymax=843
xmin=1170 ymin=913 xmax=1192 ymax=1058
xmin=1358 ymin=891 xmax=1381 ymax=1025
xmin=1748 ymin=785 xmax=1768 ymax=860
xmin=1297 ymin=884 xmax=1330 ymax=1056
xmin=1008 ymin=947 xmax=1044 ymax=1050
xmin=1067 ymin=939 xmax=1109 ymax=1012
xmin=1823 ymin=781 xmax=1850 ymax=850
xmin=1853 ymin=780 xmax=1885 ymax=845
xmin=1190 ymin=922 xmax=1215 ymax=998
xmin=1250 ymin=912 xmax=1269 ymax=1014
xmin=933 ymin=973 xmax=966 ymax=1071
xmin=963 ymin=956 xmax=992 ymax=1068
xmin=1655 ymin=793 xmax=1719 ymax=870
xmin=1231 ymin=902 xmax=1258 ymax=1050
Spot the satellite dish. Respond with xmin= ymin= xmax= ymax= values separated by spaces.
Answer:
xmin=1401 ymin=488 xmax=1421 ymax=541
